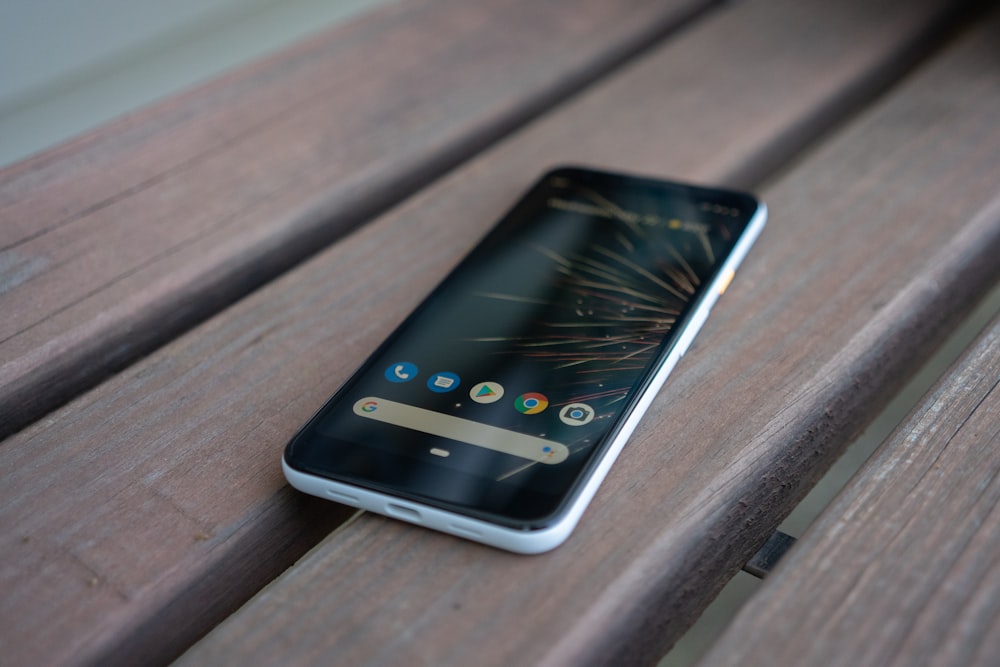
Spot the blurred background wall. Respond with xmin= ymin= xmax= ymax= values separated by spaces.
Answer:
xmin=0 ymin=0 xmax=387 ymax=167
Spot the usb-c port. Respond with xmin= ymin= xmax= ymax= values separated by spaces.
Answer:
xmin=327 ymin=490 xmax=359 ymax=504
xmin=449 ymin=524 xmax=483 ymax=538
xmin=386 ymin=503 xmax=422 ymax=522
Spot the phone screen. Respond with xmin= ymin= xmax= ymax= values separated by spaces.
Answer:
xmin=287 ymin=168 xmax=760 ymax=527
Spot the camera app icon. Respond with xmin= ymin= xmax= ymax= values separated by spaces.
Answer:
xmin=558 ymin=403 xmax=595 ymax=426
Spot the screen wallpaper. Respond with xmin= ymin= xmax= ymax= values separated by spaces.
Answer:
xmin=313 ymin=170 xmax=754 ymax=502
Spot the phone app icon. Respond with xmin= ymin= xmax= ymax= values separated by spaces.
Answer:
xmin=427 ymin=372 xmax=460 ymax=393
xmin=470 ymin=381 xmax=504 ymax=404
xmin=558 ymin=403 xmax=594 ymax=426
xmin=360 ymin=400 xmax=379 ymax=413
xmin=514 ymin=392 xmax=548 ymax=414
xmin=385 ymin=362 xmax=418 ymax=383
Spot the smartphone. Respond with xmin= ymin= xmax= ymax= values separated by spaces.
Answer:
xmin=283 ymin=167 xmax=766 ymax=554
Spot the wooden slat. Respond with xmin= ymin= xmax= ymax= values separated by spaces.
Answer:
xmin=176 ymin=6 xmax=1000 ymax=666
xmin=0 ymin=0 xmax=979 ymax=665
xmin=700 ymin=311 xmax=1000 ymax=667
xmin=0 ymin=0 xmax=714 ymax=440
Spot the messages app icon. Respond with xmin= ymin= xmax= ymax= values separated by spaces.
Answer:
xmin=427 ymin=372 xmax=460 ymax=393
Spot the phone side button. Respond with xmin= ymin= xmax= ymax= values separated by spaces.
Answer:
xmin=717 ymin=268 xmax=736 ymax=295
xmin=675 ymin=306 xmax=712 ymax=357
xmin=386 ymin=503 xmax=423 ymax=522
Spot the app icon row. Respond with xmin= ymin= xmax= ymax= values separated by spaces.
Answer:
xmin=383 ymin=362 xmax=594 ymax=425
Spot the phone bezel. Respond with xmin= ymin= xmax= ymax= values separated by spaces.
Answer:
xmin=283 ymin=167 xmax=766 ymax=552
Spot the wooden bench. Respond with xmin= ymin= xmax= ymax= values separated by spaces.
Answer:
xmin=702 ymin=308 xmax=1000 ymax=666
xmin=0 ymin=0 xmax=717 ymax=441
xmin=2 ymin=0 xmax=998 ymax=665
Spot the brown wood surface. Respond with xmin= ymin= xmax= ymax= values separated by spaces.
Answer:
xmin=0 ymin=0 xmax=982 ymax=665
xmin=0 ymin=0 xmax=714 ymax=440
xmin=176 ymin=7 xmax=1000 ymax=666
xmin=700 ymin=311 xmax=1000 ymax=667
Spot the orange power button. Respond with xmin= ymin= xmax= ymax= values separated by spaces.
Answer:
xmin=717 ymin=269 xmax=736 ymax=295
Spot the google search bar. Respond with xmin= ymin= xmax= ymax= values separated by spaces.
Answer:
xmin=353 ymin=397 xmax=569 ymax=464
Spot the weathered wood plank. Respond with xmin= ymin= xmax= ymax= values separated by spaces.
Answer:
xmin=0 ymin=0 xmax=714 ymax=439
xmin=0 ymin=0 xmax=978 ymax=665
xmin=176 ymin=6 xmax=1000 ymax=666
xmin=700 ymin=311 xmax=1000 ymax=667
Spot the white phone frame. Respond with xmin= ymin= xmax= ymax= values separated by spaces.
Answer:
xmin=284 ymin=199 xmax=767 ymax=554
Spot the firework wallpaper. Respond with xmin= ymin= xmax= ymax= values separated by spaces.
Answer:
xmin=306 ymin=169 xmax=754 ymax=500
xmin=457 ymin=175 xmax=741 ymax=464
xmin=472 ymin=179 xmax=719 ymax=403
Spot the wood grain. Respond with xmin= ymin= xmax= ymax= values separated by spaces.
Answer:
xmin=176 ymin=7 xmax=1000 ymax=666
xmin=0 ymin=0 xmax=980 ymax=665
xmin=700 ymin=312 xmax=1000 ymax=667
xmin=0 ymin=0 xmax=714 ymax=439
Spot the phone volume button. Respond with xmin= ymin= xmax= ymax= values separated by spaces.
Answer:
xmin=677 ymin=306 xmax=712 ymax=357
